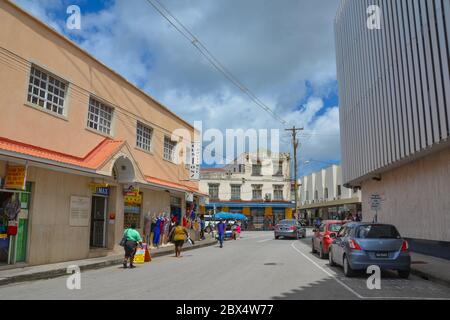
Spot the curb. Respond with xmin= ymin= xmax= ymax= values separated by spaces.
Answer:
xmin=410 ymin=267 xmax=450 ymax=289
xmin=0 ymin=239 xmax=217 ymax=287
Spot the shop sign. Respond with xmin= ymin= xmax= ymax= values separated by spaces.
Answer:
xmin=124 ymin=192 xmax=142 ymax=205
xmin=4 ymin=165 xmax=27 ymax=190
xmin=89 ymin=183 xmax=109 ymax=196
xmin=189 ymin=142 xmax=201 ymax=181
xmin=69 ymin=196 xmax=90 ymax=227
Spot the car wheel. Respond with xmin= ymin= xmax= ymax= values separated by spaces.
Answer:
xmin=343 ymin=256 xmax=355 ymax=277
xmin=311 ymin=240 xmax=317 ymax=253
xmin=274 ymin=235 xmax=279 ymax=239
xmin=329 ymin=249 xmax=336 ymax=266
xmin=398 ymin=270 xmax=410 ymax=279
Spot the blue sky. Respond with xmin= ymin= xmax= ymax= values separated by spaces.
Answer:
xmin=12 ymin=0 xmax=341 ymax=177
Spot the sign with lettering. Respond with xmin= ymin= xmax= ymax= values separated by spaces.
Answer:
xmin=189 ymin=142 xmax=201 ymax=181
xmin=370 ymin=194 xmax=382 ymax=210
xmin=124 ymin=187 xmax=142 ymax=205
xmin=69 ymin=196 xmax=90 ymax=226
xmin=4 ymin=165 xmax=27 ymax=190
xmin=89 ymin=183 xmax=109 ymax=196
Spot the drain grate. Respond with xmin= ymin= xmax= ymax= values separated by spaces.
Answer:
xmin=264 ymin=263 xmax=277 ymax=266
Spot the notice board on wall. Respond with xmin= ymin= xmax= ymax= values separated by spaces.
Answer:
xmin=70 ymin=196 xmax=90 ymax=226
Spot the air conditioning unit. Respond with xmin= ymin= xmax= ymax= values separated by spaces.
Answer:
xmin=265 ymin=193 xmax=272 ymax=201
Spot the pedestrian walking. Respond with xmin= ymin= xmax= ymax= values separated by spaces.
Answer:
xmin=122 ymin=223 xmax=143 ymax=269
xmin=217 ymin=219 xmax=226 ymax=248
xmin=170 ymin=220 xmax=189 ymax=258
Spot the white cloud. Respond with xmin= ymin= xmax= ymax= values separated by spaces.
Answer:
xmin=12 ymin=0 xmax=341 ymax=166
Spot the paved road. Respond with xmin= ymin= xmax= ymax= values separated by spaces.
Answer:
xmin=1 ymin=231 xmax=450 ymax=300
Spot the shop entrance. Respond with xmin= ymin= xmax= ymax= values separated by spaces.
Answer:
xmin=0 ymin=183 xmax=31 ymax=265
xmin=90 ymin=196 xmax=107 ymax=248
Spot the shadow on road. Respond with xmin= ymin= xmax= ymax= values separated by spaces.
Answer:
xmin=271 ymin=276 xmax=358 ymax=300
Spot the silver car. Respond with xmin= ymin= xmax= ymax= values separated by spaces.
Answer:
xmin=328 ymin=222 xmax=411 ymax=278
xmin=274 ymin=219 xmax=307 ymax=239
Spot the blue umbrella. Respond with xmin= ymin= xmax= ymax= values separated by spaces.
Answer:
xmin=214 ymin=212 xmax=248 ymax=220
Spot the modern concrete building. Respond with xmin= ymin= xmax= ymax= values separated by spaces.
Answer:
xmin=199 ymin=151 xmax=294 ymax=230
xmin=0 ymin=1 xmax=205 ymax=267
xmin=298 ymin=165 xmax=361 ymax=223
xmin=335 ymin=0 xmax=450 ymax=258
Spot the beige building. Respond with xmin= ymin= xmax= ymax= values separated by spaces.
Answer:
xmin=199 ymin=151 xmax=294 ymax=230
xmin=0 ymin=1 xmax=205 ymax=267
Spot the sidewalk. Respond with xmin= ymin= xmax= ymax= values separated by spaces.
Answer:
xmin=0 ymin=237 xmax=217 ymax=287
xmin=410 ymin=252 xmax=450 ymax=288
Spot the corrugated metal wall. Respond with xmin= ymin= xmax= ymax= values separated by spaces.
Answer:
xmin=336 ymin=0 xmax=450 ymax=185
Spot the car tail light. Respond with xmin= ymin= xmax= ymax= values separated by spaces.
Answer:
xmin=401 ymin=240 xmax=409 ymax=252
xmin=348 ymin=239 xmax=362 ymax=250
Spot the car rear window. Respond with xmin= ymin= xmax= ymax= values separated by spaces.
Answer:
xmin=328 ymin=224 xmax=342 ymax=232
xmin=355 ymin=225 xmax=401 ymax=239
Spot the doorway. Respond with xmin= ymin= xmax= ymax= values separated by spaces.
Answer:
xmin=90 ymin=196 xmax=107 ymax=248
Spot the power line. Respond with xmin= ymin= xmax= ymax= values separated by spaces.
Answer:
xmin=143 ymin=0 xmax=288 ymax=126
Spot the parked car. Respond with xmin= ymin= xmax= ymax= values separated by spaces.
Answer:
xmin=274 ymin=219 xmax=306 ymax=239
xmin=328 ymin=222 xmax=411 ymax=278
xmin=311 ymin=220 xmax=346 ymax=259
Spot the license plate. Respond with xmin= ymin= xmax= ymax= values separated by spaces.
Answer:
xmin=375 ymin=252 xmax=389 ymax=258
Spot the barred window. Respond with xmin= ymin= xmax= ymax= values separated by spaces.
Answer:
xmin=164 ymin=136 xmax=177 ymax=161
xmin=87 ymin=97 xmax=114 ymax=135
xmin=209 ymin=184 xmax=219 ymax=200
xmin=27 ymin=66 xmax=67 ymax=116
xmin=136 ymin=121 xmax=153 ymax=151
xmin=230 ymin=185 xmax=241 ymax=200
xmin=273 ymin=185 xmax=284 ymax=201
xmin=252 ymin=184 xmax=263 ymax=200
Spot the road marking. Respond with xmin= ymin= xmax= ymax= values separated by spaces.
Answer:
xmin=290 ymin=242 xmax=450 ymax=300
xmin=257 ymin=238 xmax=273 ymax=243
xmin=290 ymin=242 xmax=364 ymax=299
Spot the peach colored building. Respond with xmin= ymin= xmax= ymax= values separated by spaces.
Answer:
xmin=0 ymin=1 xmax=205 ymax=267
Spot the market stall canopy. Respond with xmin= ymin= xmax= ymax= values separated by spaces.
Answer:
xmin=214 ymin=212 xmax=248 ymax=220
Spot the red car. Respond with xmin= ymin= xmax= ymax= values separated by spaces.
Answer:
xmin=312 ymin=220 xmax=346 ymax=259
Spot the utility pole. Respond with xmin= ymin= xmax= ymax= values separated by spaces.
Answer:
xmin=285 ymin=126 xmax=303 ymax=220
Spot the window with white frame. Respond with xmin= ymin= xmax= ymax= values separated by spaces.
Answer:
xmin=136 ymin=121 xmax=153 ymax=152
xmin=230 ymin=184 xmax=241 ymax=200
xmin=273 ymin=185 xmax=284 ymax=201
xmin=252 ymin=163 xmax=262 ymax=176
xmin=163 ymin=136 xmax=177 ymax=161
xmin=27 ymin=66 xmax=68 ymax=116
xmin=252 ymin=184 xmax=263 ymax=200
xmin=87 ymin=97 xmax=114 ymax=135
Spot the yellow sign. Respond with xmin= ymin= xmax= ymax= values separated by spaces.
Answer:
xmin=125 ymin=193 xmax=142 ymax=205
xmin=4 ymin=166 xmax=27 ymax=190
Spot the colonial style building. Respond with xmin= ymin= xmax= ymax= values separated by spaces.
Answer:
xmin=298 ymin=165 xmax=362 ymax=223
xmin=199 ymin=151 xmax=294 ymax=230
xmin=336 ymin=0 xmax=450 ymax=258
xmin=0 ymin=1 xmax=205 ymax=267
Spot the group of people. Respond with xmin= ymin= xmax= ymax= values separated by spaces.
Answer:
xmin=122 ymin=213 xmax=210 ymax=268
xmin=215 ymin=220 xmax=242 ymax=248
